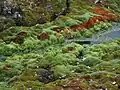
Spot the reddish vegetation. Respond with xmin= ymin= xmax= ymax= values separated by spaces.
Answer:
xmin=3 ymin=65 xmax=9 ymax=70
xmin=51 ymin=7 xmax=116 ymax=34
xmin=93 ymin=7 xmax=116 ymax=21
xmin=82 ymin=7 xmax=116 ymax=29
xmin=71 ymin=25 xmax=82 ymax=31
xmin=93 ymin=7 xmax=111 ymax=15
xmin=13 ymin=31 xmax=27 ymax=44
xmin=37 ymin=33 xmax=50 ymax=40
xmin=61 ymin=78 xmax=85 ymax=90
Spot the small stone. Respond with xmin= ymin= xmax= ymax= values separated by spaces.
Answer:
xmin=71 ymin=70 xmax=75 ymax=73
xmin=112 ymin=68 xmax=115 ymax=70
xmin=87 ymin=66 xmax=91 ymax=68
xmin=36 ymin=66 xmax=39 ymax=68
xmin=35 ymin=74 xmax=37 ymax=76
xmin=112 ymin=81 xmax=116 ymax=85
xmin=29 ymin=88 xmax=32 ymax=90
xmin=76 ymin=62 xmax=79 ymax=65
xmin=82 ymin=57 xmax=86 ymax=61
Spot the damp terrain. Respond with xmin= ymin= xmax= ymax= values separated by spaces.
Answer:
xmin=0 ymin=0 xmax=120 ymax=90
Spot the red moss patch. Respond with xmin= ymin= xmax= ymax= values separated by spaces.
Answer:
xmin=37 ymin=33 xmax=50 ymax=40
xmin=61 ymin=78 xmax=86 ymax=90
xmin=13 ymin=31 xmax=27 ymax=44
xmin=79 ymin=23 xmax=88 ymax=29
xmin=71 ymin=25 xmax=82 ymax=31
xmin=93 ymin=7 xmax=116 ymax=21
xmin=3 ymin=65 xmax=9 ymax=70
xmin=49 ymin=7 xmax=116 ymax=36
xmin=93 ymin=7 xmax=111 ymax=15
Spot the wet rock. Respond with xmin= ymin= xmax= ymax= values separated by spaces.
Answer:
xmin=37 ymin=69 xmax=53 ymax=84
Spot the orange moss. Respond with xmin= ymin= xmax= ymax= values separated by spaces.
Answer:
xmin=93 ymin=7 xmax=116 ymax=21
xmin=3 ymin=65 xmax=9 ymax=70
xmin=37 ymin=33 xmax=50 ymax=40
xmin=93 ymin=7 xmax=111 ymax=15
xmin=79 ymin=23 xmax=88 ymax=29
xmin=71 ymin=25 xmax=82 ymax=31
xmin=87 ymin=18 xmax=94 ymax=28
xmin=13 ymin=32 xmax=27 ymax=44
xmin=50 ymin=7 xmax=116 ymax=35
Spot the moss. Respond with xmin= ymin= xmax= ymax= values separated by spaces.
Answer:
xmin=51 ymin=65 xmax=72 ymax=79
xmin=0 ymin=17 xmax=16 ymax=32
xmin=10 ymin=0 xmax=67 ymax=26
xmin=70 ymin=31 xmax=82 ymax=38
xmin=19 ymin=69 xmax=37 ymax=81
xmin=82 ymin=56 xmax=102 ymax=67
xmin=12 ymin=81 xmax=44 ymax=90
xmin=0 ymin=0 xmax=120 ymax=89
xmin=83 ymin=30 xmax=93 ymax=38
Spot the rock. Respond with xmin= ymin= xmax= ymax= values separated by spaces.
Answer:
xmin=37 ymin=69 xmax=53 ymax=84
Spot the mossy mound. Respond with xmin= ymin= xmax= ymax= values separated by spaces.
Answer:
xmin=0 ymin=16 xmax=16 ymax=32
xmin=0 ymin=0 xmax=120 ymax=90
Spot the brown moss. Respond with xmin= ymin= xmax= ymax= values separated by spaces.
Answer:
xmin=37 ymin=33 xmax=50 ymax=40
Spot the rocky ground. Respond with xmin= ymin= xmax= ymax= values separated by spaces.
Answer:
xmin=0 ymin=0 xmax=120 ymax=90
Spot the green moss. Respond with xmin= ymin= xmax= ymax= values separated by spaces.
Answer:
xmin=51 ymin=65 xmax=72 ymax=79
xmin=12 ymin=81 xmax=44 ymax=90
xmin=83 ymin=30 xmax=93 ymax=38
xmin=0 ymin=17 xmax=16 ymax=32
xmin=82 ymin=56 xmax=102 ymax=67
xmin=0 ymin=0 xmax=120 ymax=89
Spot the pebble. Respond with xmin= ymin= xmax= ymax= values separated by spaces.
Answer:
xmin=36 ymin=66 xmax=39 ymax=68
xmin=112 ymin=81 xmax=116 ymax=85
xmin=29 ymin=88 xmax=32 ymax=90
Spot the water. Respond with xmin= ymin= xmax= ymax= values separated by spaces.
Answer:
xmin=68 ymin=22 xmax=120 ymax=44
xmin=92 ymin=22 xmax=120 ymax=43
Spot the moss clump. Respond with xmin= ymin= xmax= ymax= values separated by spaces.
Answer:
xmin=82 ymin=56 xmax=102 ymax=67
xmin=0 ymin=17 xmax=16 ymax=32
xmin=51 ymin=65 xmax=72 ymax=79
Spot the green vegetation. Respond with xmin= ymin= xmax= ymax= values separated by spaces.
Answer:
xmin=0 ymin=0 xmax=120 ymax=90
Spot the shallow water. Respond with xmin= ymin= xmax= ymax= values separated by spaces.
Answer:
xmin=92 ymin=22 xmax=120 ymax=42
xmin=68 ymin=22 xmax=120 ymax=44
